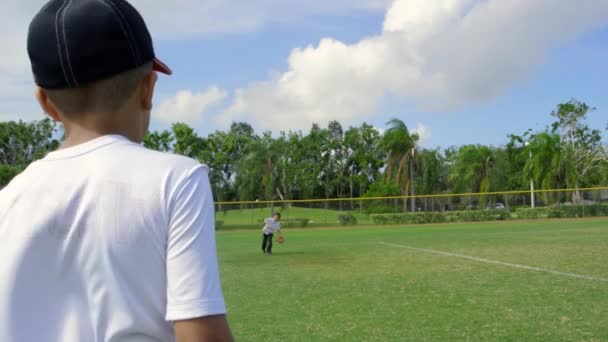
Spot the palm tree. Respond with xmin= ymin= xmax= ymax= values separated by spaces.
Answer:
xmin=417 ymin=149 xmax=444 ymax=211
xmin=382 ymin=119 xmax=419 ymax=211
xmin=448 ymin=145 xmax=495 ymax=208
xmin=236 ymin=132 xmax=282 ymax=216
xmin=523 ymin=132 xmax=563 ymax=204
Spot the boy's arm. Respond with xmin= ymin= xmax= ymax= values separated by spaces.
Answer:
xmin=175 ymin=315 xmax=233 ymax=342
xmin=166 ymin=165 xmax=233 ymax=339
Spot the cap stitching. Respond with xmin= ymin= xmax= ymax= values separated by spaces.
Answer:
xmin=54 ymin=0 xmax=72 ymax=87
xmin=61 ymin=0 xmax=79 ymax=86
xmin=96 ymin=0 xmax=139 ymax=66
xmin=105 ymin=0 xmax=142 ymax=65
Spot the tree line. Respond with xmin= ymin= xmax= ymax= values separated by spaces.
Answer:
xmin=2 ymin=99 xmax=607 ymax=209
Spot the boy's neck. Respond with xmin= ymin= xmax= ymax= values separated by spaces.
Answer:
xmin=61 ymin=129 xmax=114 ymax=149
xmin=60 ymin=114 xmax=137 ymax=149
xmin=61 ymin=126 xmax=135 ymax=149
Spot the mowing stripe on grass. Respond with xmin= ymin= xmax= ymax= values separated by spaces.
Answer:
xmin=380 ymin=242 xmax=608 ymax=283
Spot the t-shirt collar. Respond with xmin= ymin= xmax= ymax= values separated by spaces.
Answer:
xmin=43 ymin=135 xmax=131 ymax=161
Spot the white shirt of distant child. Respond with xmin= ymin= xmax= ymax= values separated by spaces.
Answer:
xmin=263 ymin=218 xmax=281 ymax=235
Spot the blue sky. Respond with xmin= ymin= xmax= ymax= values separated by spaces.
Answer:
xmin=2 ymin=0 xmax=607 ymax=149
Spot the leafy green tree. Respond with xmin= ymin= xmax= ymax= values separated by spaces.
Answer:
xmin=362 ymin=178 xmax=401 ymax=214
xmin=7 ymin=99 xmax=608 ymax=203
xmin=225 ymin=122 xmax=256 ymax=166
xmin=0 ymin=164 xmax=24 ymax=188
xmin=448 ymin=145 xmax=495 ymax=208
xmin=0 ymin=118 xmax=60 ymax=166
xmin=236 ymin=132 xmax=282 ymax=204
xmin=171 ymin=123 xmax=206 ymax=158
xmin=274 ymin=131 xmax=307 ymax=201
xmin=299 ymin=124 xmax=325 ymax=200
xmin=523 ymin=132 xmax=563 ymax=205
xmin=202 ymin=131 xmax=233 ymax=202
xmin=327 ymin=120 xmax=348 ymax=208
xmin=504 ymin=131 xmax=532 ymax=191
xmin=550 ymin=100 xmax=605 ymax=202
xmin=416 ymin=149 xmax=444 ymax=195
xmin=382 ymin=118 xmax=418 ymax=211
xmin=344 ymin=123 xmax=384 ymax=200
xmin=203 ymin=124 xmax=253 ymax=202
xmin=143 ymin=130 xmax=174 ymax=152
xmin=415 ymin=148 xmax=445 ymax=211
xmin=0 ymin=119 xmax=60 ymax=187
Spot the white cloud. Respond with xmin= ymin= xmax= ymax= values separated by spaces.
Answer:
xmin=224 ymin=0 xmax=608 ymax=131
xmin=374 ymin=126 xmax=386 ymax=136
xmin=0 ymin=0 xmax=391 ymax=122
xmin=133 ymin=0 xmax=391 ymax=37
xmin=412 ymin=123 xmax=431 ymax=144
xmin=154 ymin=87 xmax=227 ymax=125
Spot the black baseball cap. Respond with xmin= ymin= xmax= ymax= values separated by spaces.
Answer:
xmin=27 ymin=0 xmax=172 ymax=90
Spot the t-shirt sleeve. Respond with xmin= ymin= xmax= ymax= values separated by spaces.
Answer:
xmin=165 ymin=164 xmax=226 ymax=321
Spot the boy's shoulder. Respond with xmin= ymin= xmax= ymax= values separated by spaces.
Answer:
xmin=118 ymin=144 xmax=212 ymax=191
xmin=104 ymin=140 xmax=210 ymax=179
xmin=127 ymin=142 xmax=203 ymax=169
xmin=3 ymin=140 xmax=209 ymax=198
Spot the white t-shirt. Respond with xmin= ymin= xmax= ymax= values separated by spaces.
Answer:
xmin=0 ymin=135 xmax=226 ymax=342
xmin=262 ymin=218 xmax=281 ymax=234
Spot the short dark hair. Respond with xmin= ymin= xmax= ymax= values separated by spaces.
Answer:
xmin=45 ymin=62 xmax=152 ymax=115
xmin=273 ymin=213 xmax=281 ymax=219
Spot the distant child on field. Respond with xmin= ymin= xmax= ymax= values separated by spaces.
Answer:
xmin=262 ymin=213 xmax=283 ymax=255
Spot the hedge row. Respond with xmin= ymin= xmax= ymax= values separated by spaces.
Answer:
xmin=338 ymin=214 xmax=358 ymax=226
xmin=514 ymin=208 xmax=548 ymax=219
xmin=516 ymin=204 xmax=608 ymax=219
xmin=371 ymin=209 xmax=510 ymax=225
xmin=370 ymin=205 xmax=608 ymax=225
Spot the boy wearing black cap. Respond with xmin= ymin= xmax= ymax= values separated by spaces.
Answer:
xmin=0 ymin=1 xmax=233 ymax=341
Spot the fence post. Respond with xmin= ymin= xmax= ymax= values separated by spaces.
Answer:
xmin=359 ymin=198 xmax=363 ymax=224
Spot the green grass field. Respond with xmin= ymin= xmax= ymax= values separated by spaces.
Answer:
xmin=217 ymin=218 xmax=608 ymax=341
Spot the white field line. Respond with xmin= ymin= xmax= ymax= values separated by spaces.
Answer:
xmin=379 ymin=242 xmax=608 ymax=283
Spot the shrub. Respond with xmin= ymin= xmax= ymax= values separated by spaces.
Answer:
xmin=371 ymin=215 xmax=390 ymax=225
xmin=516 ymin=204 xmax=608 ymax=219
xmin=371 ymin=209 xmax=510 ymax=226
xmin=548 ymin=204 xmax=608 ymax=218
xmin=444 ymin=210 xmax=510 ymax=223
xmin=300 ymin=218 xmax=310 ymax=227
xmin=371 ymin=212 xmax=444 ymax=225
xmin=338 ymin=214 xmax=358 ymax=226
xmin=515 ymin=207 xmax=549 ymax=219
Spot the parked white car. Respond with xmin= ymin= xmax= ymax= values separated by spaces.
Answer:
xmin=487 ymin=203 xmax=506 ymax=210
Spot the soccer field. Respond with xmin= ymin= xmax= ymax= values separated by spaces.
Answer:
xmin=216 ymin=218 xmax=608 ymax=341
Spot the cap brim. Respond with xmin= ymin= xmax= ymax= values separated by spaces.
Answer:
xmin=152 ymin=58 xmax=172 ymax=75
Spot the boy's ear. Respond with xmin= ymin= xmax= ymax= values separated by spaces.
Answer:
xmin=35 ymin=87 xmax=61 ymax=122
xmin=140 ymin=70 xmax=158 ymax=111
